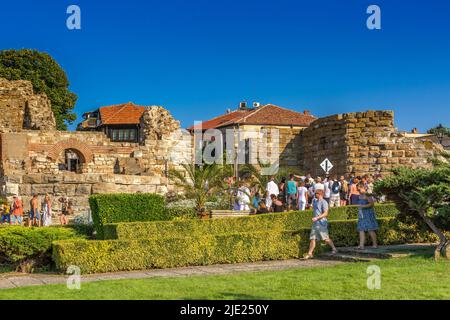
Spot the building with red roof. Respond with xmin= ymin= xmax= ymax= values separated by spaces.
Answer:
xmin=77 ymin=102 xmax=146 ymax=143
xmin=188 ymin=103 xmax=316 ymax=132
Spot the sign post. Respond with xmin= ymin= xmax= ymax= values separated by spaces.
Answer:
xmin=320 ymin=158 xmax=334 ymax=175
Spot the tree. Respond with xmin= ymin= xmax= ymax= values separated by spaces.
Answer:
xmin=374 ymin=154 xmax=450 ymax=260
xmin=169 ymin=163 xmax=230 ymax=215
xmin=427 ymin=124 xmax=450 ymax=137
xmin=0 ymin=49 xmax=77 ymax=130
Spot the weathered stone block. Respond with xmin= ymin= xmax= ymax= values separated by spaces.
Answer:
xmin=75 ymin=184 xmax=92 ymax=195
xmin=31 ymin=184 xmax=54 ymax=195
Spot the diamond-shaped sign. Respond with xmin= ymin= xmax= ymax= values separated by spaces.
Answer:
xmin=320 ymin=158 xmax=334 ymax=174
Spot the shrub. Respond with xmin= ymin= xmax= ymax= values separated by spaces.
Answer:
xmin=328 ymin=218 xmax=437 ymax=247
xmin=53 ymin=218 xmax=434 ymax=274
xmin=103 ymin=211 xmax=315 ymax=240
xmin=345 ymin=203 xmax=399 ymax=219
xmin=165 ymin=206 xmax=197 ymax=220
xmin=0 ymin=226 xmax=87 ymax=271
xmin=102 ymin=204 xmax=397 ymax=240
xmin=89 ymin=193 xmax=166 ymax=238
xmin=53 ymin=230 xmax=308 ymax=274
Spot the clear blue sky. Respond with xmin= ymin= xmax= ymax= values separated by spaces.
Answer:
xmin=1 ymin=0 xmax=449 ymax=131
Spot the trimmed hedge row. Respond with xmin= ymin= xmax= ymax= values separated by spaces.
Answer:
xmin=0 ymin=226 xmax=88 ymax=269
xmin=53 ymin=230 xmax=308 ymax=274
xmin=328 ymin=218 xmax=437 ymax=247
xmin=53 ymin=217 xmax=434 ymax=274
xmin=103 ymin=204 xmax=399 ymax=240
xmin=89 ymin=193 xmax=166 ymax=238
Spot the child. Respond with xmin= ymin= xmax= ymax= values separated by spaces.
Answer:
xmin=304 ymin=190 xmax=337 ymax=259
xmin=1 ymin=200 xmax=11 ymax=224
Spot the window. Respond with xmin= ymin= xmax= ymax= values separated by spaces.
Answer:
xmin=244 ymin=139 xmax=250 ymax=164
xmin=110 ymin=128 xmax=138 ymax=142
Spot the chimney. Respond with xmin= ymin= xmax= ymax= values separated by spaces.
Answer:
xmin=303 ymin=110 xmax=310 ymax=116
xmin=411 ymin=128 xmax=418 ymax=134
xmin=239 ymin=101 xmax=248 ymax=110
xmin=226 ymin=108 xmax=232 ymax=114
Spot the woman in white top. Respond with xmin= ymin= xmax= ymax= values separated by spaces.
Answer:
xmin=41 ymin=194 xmax=53 ymax=227
xmin=297 ymin=181 xmax=309 ymax=211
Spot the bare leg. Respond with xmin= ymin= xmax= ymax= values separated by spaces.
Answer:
xmin=325 ymin=239 xmax=337 ymax=252
xmin=359 ymin=231 xmax=366 ymax=249
xmin=369 ymin=231 xmax=378 ymax=248
xmin=308 ymin=239 xmax=316 ymax=256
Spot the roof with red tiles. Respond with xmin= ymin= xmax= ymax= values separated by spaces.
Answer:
xmin=99 ymin=102 xmax=146 ymax=125
xmin=188 ymin=104 xmax=316 ymax=131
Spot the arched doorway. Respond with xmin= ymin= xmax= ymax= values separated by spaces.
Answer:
xmin=58 ymin=148 xmax=85 ymax=173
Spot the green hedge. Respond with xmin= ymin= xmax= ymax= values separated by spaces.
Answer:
xmin=53 ymin=230 xmax=309 ymax=274
xmin=103 ymin=211 xmax=316 ymax=240
xmin=53 ymin=217 xmax=434 ymax=274
xmin=89 ymin=193 xmax=166 ymax=238
xmin=0 ymin=226 xmax=88 ymax=270
xmin=328 ymin=218 xmax=437 ymax=247
xmin=345 ymin=203 xmax=399 ymax=219
xmin=103 ymin=204 xmax=398 ymax=240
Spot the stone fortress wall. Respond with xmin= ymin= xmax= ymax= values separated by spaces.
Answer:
xmin=0 ymin=78 xmax=444 ymax=213
xmin=299 ymin=110 xmax=444 ymax=177
xmin=0 ymin=78 xmax=192 ymax=213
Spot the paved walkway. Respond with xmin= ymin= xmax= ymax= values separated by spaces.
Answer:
xmin=0 ymin=259 xmax=343 ymax=290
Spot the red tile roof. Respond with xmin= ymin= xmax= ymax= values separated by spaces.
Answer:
xmin=188 ymin=104 xmax=316 ymax=131
xmin=99 ymin=102 xmax=146 ymax=125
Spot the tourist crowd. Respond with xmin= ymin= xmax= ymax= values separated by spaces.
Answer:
xmin=0 ymin=194 xmax=73 ymax=227
xmin=234 ymin=173 xmax=382 ymax=214
xmin=234 ymin=173 xmax=383 ymax=257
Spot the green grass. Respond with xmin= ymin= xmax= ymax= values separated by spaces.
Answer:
xmin=0 ymin=256 xmax=449 ymax=300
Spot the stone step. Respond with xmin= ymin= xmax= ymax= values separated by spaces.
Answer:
xmin=335 ymin=247 xmax=392 ymax=259
xmin=318 ymin=252 xmax=373 ymax=263
xmin=318 ymin=244 xmax=435 ymax=262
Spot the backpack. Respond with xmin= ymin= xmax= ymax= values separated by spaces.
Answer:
xmin=332 ymin=181 xmax=340 ymax=194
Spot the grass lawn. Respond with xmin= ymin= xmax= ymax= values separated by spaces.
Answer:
xmin=0 ymin=255 xmax=449 ymax=300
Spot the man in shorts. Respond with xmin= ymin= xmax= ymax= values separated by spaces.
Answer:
xmin=304 ymin=189 xmax=337 ymax=259
xmin=29 ymin=194 xmax=41 ymax=227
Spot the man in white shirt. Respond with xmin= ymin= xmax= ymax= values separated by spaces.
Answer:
xmin=266 ymin=176 xmax=279 ymax=198
xmin=237 ymin=183 xmax=250 ymax=211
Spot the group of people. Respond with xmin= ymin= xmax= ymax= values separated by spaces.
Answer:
xmin=0 ymin=194 xmax=73 ymax=227
xmin=234 ymin=172 xmax=382 ymax=257
xmin=234 ymin=173 xmax=381 ymax=214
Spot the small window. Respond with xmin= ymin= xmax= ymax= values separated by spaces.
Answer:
xmin=110 ymin=128 xmax=138 ymax=142
xmin=129 ymin=129 xmax=136 ymax=141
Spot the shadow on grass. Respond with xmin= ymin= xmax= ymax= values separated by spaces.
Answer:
xmin=182 ymin=292 xmax=267 ymax=300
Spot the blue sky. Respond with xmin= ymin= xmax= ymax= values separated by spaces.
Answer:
xmin=1 ymin=0 xmax=449 ymax=131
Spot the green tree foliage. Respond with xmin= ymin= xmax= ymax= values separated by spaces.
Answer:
xmin=427 ymin=124 xmax=450 ymax=137
xmin=0 ymin=49 xmax=77 ymax=130
xmin=169 ymin=163 xmax=231 ymax=214
xmin=374 ymin=155 xmax=450 ymax=259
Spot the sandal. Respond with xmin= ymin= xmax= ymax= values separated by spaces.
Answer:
xmin=303 ymin=254 xmax=314 ymax=260
xmin=331 ymin=249 xmax=338 ymax=254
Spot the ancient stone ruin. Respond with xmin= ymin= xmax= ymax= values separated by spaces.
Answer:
xmin=299 ymin=110 xmax=444 ymax=177
xmin=0 ymin=78 xmax=444 ymax=214
xmin=0 ymin=78 xmax=192 ymax=214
